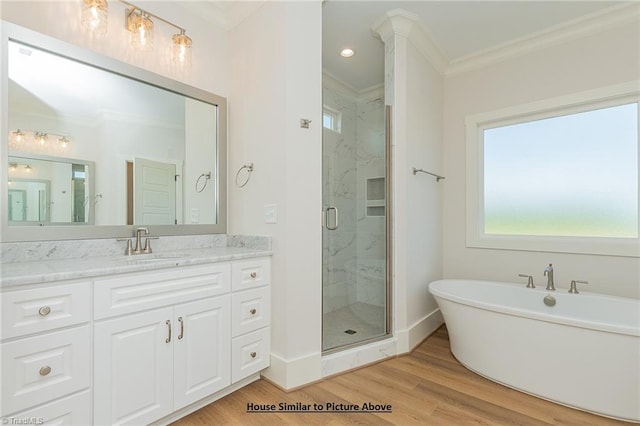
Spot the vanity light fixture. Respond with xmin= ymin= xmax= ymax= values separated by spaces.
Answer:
xmin=9 ymin=163 xmax=17 ymax=172
xmin=81 ymin=0 xmax=109 ymax=35
xmin=79 ymin=0 xmax=193 ymax=67
xmin=8 ymin=129 xmax=71 ymax=153
xmin=34 ymin=132 xmax=48 ymax=146
xmin=24 ymin=164 xmax=32 ymax=173
xmin=58 ymin=136 xmax=70 ymax=148
xmin=171 ymin=29 xmax=193 ymax=67
xmin=340 ymin=48 xmax=355 ymax=58
xmin=121 ymin=1 xmax=193 ymax=66
xmin=126 ymin=8 xmax=154 ymax=50
xmin=11 ymin=129 xmax=25 ymax=142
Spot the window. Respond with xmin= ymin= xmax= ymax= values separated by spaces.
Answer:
xmin=466 ymin=83 xmax=639 ymax=257
xmin=323 ymin=106 xmax=341 ymax=133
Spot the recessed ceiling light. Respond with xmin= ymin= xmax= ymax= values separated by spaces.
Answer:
xmin=340 ymin=48 xmax=355 ymax=58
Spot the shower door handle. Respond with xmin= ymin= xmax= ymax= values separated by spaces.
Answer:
xmin=325 ymin=207 xmax=339 ymax=230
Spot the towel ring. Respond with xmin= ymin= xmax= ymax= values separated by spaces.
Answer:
xmin=195 ymin=172 xmax=211 ymax=193
xmin=235 ymin=163 xmax=254 ymax=188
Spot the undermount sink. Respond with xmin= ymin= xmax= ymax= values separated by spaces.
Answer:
xmin=126 ymin=253 xmax=184 ymax=264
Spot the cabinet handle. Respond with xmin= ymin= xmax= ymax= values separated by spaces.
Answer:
xmin=38 ymin=306 xmax=51 ymax=316
xmin=166 ymin=320 xmax=172 ymax=343
xmin=250 ymin=272 xmax=257 ymax=279
xmin=250 ymin=308 xmax=257 ymax=315
xmin=250 ymin=352 xmax=257 ymax=359
xmin=178 ymin=317 xmax=184 ymax=340
xmin=39 ymin=366 xmax=52 ymax=376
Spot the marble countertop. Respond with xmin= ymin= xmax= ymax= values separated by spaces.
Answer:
xmin=1 ymin=246 xmax=272 ymax=288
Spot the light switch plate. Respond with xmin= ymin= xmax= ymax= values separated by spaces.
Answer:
xmin=264 ymin=204 xmax=277 ymax=224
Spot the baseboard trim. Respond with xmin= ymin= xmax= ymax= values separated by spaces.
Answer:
xmin=261 ymin=351 xmax=322 ymax=391
xmin=397 ymin=308 xmax=444 ymax=353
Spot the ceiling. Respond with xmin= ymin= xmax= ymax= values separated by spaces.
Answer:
xmin=321 ymin=1 xmax=629 ymax=92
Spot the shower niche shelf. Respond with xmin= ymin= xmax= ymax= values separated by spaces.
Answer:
xmin=366 ymin=177 xmax=385 ymax=217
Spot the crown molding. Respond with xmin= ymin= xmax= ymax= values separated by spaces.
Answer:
xmin=446 ymin=3 xmax=640 ymax=77
xmin=372 ymin=9 xmax=449 ymax=76
xmin=323 ymin=70 xmax=384 ymax=101
xmin=371 ymin=4 xmax=638 ymax=78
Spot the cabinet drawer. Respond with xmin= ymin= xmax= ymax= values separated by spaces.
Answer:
xmin=1 ymin=282 xmax=90 ymax=340
xmin=231 ymin=287 xmax=270 ymax=337
xmin=231 ymin=327 xmax=270 ymax=383
xmin=8 ymin=390 xmax=91 ymax=426
xmin=231 ymin=258 xmax=271 ymax=291
xmin=94 ymin=263 xmax=231 ymax=319
xmin=1 ymin=326 xmax=91 ymax=415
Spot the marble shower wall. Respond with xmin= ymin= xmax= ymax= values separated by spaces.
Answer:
xmin=322 ymin=83 xmax=386 ymax=314
xmin=355 ymin=96 xmax=386 ymax=308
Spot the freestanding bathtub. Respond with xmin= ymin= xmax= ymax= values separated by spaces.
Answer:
xmin=429 ymin=279 xmax=640 ymax=423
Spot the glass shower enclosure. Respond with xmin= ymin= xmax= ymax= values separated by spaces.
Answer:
xmin=321 ymin=86 xmax=390 ymax=352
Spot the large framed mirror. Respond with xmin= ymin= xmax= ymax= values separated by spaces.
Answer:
xmin=1 ymin=21 xmax=227 ymax=242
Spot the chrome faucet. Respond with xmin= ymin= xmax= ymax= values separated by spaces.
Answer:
xmin=544 ymin=263 xmax=555 ymax=291
xmin=119 ymin=227 xmax=154 ymax=255
xmin=134 ymin=227 xmax=150 ymax=254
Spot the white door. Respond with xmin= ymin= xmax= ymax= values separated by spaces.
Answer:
xmin=94 ymin=308 xmax=173 ymax=426
xmin=173 ymin=296 xmax=231 ymax=410
xmin=134 ymin=157 xmax=176 ymax=225
xmin=8 ymin=190 xmax=26 ymax=221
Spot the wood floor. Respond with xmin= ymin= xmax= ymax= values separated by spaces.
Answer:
xmin=172 ymin=326 xmax=628 ymax=425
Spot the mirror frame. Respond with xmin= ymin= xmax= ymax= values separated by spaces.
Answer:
xmin=1 ymin=21 xmax=227 ymax=242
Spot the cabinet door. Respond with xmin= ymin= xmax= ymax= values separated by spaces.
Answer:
xmin=173 ymin=296 xmax=231 ymax=410
xmin=94 ymin=308 xmax=173 ymax=426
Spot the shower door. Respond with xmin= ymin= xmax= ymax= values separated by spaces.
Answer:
xmin=321 ymin=91 xmax=390 ymax=353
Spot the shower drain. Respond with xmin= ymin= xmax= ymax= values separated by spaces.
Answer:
xmin=344 ymin=329 xmax=357 ymax=335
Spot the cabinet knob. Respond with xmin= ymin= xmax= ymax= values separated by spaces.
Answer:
xmin=250 ymin=308 xmax=257 ymax=315
xmin=38 ymin=306 xmax=51 ymax=316
xmin=250 ymin=352 xmax=257 ymax=359
xmin=39 ymin=366 xmax=52 ymax=376
xmin=250 ymin=272 xmax=257 ymax=279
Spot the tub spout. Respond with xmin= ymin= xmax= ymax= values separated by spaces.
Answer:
xmin=544 ymin=264 xmax=555 ymax=291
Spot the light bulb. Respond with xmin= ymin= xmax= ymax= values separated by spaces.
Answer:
xmin=59 ymin=136 xmax=70 ymax=148
xmin=128 ymin=12 xmax=153 ymax=50
xmin=12 ymin=129 xmax=24 ymax=142
xmin=35 ymin=132 xmax=48 ymax=145
xmin=171 ymin=31 xmax=192 ymax=67
xmin=81 ymin=0 xmax=108 ymax=35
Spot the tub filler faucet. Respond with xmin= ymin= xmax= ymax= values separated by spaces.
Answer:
xmin=544 ymin=263 xmax=555 ymax=291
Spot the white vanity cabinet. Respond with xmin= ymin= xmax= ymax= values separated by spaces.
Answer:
xmin=92 ymin=257 xmax=271 ymax=425
xmin=93 ymin=263 xmax=232 ymax=425
xmin=230 ymin=259 xmax=271 ymax=383
xmin=0 ymin=281 xmax=92 ymax=424
xmin=1 ymin=255 xmax=271 ymax=426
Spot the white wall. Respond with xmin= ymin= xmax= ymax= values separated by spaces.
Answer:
xmin=443 ymin=20 xmax=640 ymax=298
xmin=375 ymin=11 xmax=445 ymax=353
xmin=184 ymin=98 xmax=217 ymax=224
xmin=405 ymin=41 xmax=444 ymax=336
xmin=228 ymin=1 xmax=323 ymax=389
